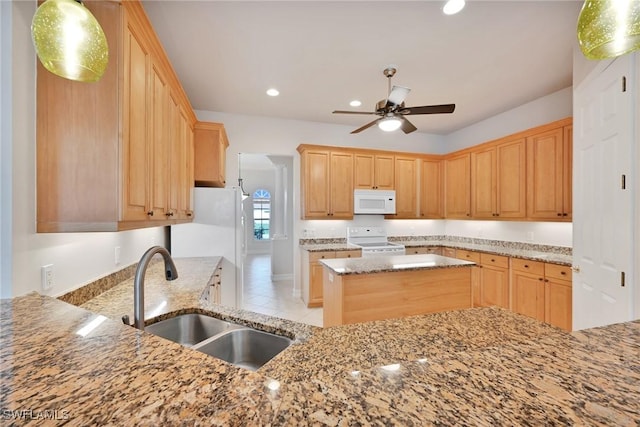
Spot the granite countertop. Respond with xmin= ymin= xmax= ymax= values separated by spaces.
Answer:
xmin=301 ymin=237 xmax=573 ymax=266
xmin=2 ymin=258 xmax=639 ymax=425
xmin=320 ymin=253 xmax=475 ymax=275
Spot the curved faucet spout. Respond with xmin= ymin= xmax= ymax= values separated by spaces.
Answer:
xmin=133 ymin=246 xmax=179 ymax=330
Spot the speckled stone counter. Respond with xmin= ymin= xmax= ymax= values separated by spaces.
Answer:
xmin=301 ymin=236 xmax=572 ymax=266
xmin=320 ymin=253 xmax=474 ymax=275
xmin=2 ymin=292 xmax=639 ymax=424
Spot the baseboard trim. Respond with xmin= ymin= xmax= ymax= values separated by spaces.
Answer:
xmin=270 ymin=273 xmax=293 ymax=282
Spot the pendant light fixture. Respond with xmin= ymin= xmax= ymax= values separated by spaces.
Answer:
xmin=31 ymin=0 xmax=109 ymax=82
xmin=577 ymin=0 xmax=640 ymax=60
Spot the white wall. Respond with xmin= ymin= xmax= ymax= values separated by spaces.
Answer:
xmin=0 ymin=0 xmax=12 ymax=298
xmin=445 ymin=221 xmax=572 ymax=247
xmin=8 ymin=1 xmax=166 ymax=298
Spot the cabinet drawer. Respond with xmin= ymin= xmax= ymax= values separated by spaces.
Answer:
xmin=456 ymin=249 xmax=481 ymax=263
xmin=480 ymin=253 xmax=509 ymax=269
xmin=442 ymin=248 xmax=457 ymax=258
xmin=309 ymin=251 xmax=337 ymax=262
xmin=545 ymin=263 xmax=572 ymax=282
xmin=511 ymin=258 xmax=545 ymax=275
xmin=406 ymin=247 xmax=442 ymax=255
xmin=335 ymin=250 xmax=361 ymax=259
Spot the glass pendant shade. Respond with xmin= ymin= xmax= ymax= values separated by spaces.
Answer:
xmin=31 ymin=0 xmax=109 ymax=82
xmin=577 ymin=0 xmax=640 ymax=60
xmin=378 ymin=116 xmax=402 ymax=132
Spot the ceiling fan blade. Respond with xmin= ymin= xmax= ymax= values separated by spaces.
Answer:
xmin=387 ymin=85 xmax=411 ymax=106
xmin=399 ymin=104 xmax=456 ymax=115
xmin=333 ymin=110 xmax=377 ymax=115
xmin=351 ymin=119 xmax=380 ymax=134
xmin=400 ymin=116 xmax=417 ymax=134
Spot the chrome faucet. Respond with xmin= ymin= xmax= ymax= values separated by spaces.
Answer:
xmin=133 ymin=246 xmax=179 ymax=330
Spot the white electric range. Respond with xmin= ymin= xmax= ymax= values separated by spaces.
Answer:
xmin=346 ymin=226 xmax=406 ymax=257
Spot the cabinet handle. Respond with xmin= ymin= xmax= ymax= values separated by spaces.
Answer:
xmin=560 ymin=271 xmax=566 ymax=275
xmin=524 ymin=264 xmax=529 ymax=268
xmin=562 ymin=213 xmax=568 ymax=217
xmin=166 ymin=212 xmax=174 ymax=217
xmin=538 ymin=278 xmax=543 ymax=281
xmin=147 ymin=211 xmax=154 ymax=216
xmin=490 ymin=259 xmax=495 ymax=262
xmin=557 ymin=213 xmax=562 ymax=216
xmin=187 ymin=212 xmax=193 ymax=217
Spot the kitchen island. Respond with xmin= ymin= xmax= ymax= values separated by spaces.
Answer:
xmin=2 ymin=257 xmax=639 ymax=425
xmin=321 ymin=254 xmax=475 ymax=327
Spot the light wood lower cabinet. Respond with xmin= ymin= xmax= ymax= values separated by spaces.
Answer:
xmin=478 ymin=253 xmax=510 ymax=309
xmin=511 ymin=259 xmax=572 ymax=331
xmin=303 ymin=249 xmax=360 ymax=307
xmin=405 ymin=247 xmax=443 ymax=255
xmin=455 ymin=250 xmax=482 ymax=307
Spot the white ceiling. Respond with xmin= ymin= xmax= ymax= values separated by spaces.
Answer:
xmin=142 ymin=0 xmax=582 ymax=135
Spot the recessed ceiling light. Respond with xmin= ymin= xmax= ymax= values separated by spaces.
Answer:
xmin=349 ymin=100 xmax=362 ymax=107
xmin=443 ymin=0 xmax=465 ymax=15
xmin=266 ymin=88 xmax=280 ymax=97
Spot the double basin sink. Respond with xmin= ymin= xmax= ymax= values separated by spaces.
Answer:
xmin=146 ymin=313 xmax=292 ymax=371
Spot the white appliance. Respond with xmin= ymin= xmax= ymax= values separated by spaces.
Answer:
xmin=170 ymin=187 xmax=244 ymax=308
xmin=354 ymin=189 xmax=396 ymax=215
xmin=347 ymin=226 xmax=405 ymax=256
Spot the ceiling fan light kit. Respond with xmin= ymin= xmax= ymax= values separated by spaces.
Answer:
xmin=577 ymin=0 xmax=640 ymax=60
xmin=378 ymin=116 xmax=402 ymax=132
xmin=31 ymin=0 xmax=109 ymax=83
xmin=332 ymin=66 xmax=455 ymax=134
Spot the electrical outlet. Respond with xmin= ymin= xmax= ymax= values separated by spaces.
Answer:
xmin=41 ymin=264 xmax=54 ymax=291
xmin=115 ymin=246 xmax=121 ymax=265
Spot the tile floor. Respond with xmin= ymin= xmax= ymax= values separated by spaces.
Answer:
xmin=241 ymin=253 xmax=323 ymax=327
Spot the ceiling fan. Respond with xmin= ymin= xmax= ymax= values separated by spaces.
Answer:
xmin=332 ymin=66 xmax=456 ymax=134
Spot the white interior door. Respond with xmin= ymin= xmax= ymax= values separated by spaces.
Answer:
xmin=573 ymin=56 xmax=634 ymax=330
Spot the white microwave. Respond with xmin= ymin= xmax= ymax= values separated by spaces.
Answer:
xmin=354 ymin=189 xmax=396 ymax=214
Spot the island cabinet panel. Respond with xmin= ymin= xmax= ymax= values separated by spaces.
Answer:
xmin=445 ymin=153 xmax=471 ymax=218
xmin=303 ymin=249 xmax=361 ymax=308
xmin=420 ymin=158 xmax=444 ymax=218
xmin=36 ymin=0 xmax=196 ymax=232
xmin=323 ymin=267 xmax=471 ymax=326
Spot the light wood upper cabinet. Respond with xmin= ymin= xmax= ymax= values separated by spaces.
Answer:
xmin=36 ymin=1 xmax=196 ymax=232
xmin=445 ymin=153 xmax=471 ymax=218
xmin=390 ymin=156 xmax=418 ymax=218
xmin=420 ymin=158 xmax=444 ymax=218
xmin=193 ymin=122 xmax=228 ymax=188
xmin=471 ymin=138 xmax=526 ymax=219
xmin=526 ymin=120 xmax=573 ymax=220
xmin=354 ymin=153 xmax=395 ymax=189
xmin=299 ymin=147 xmax=353 ymax=219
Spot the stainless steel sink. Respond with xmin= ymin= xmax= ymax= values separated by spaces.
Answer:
xmin=145 ymin=314 xmax=240 ymax=346
xmin=145 ymin=313 xmax=292 ymax=370
xmin=193 ymin=328 xmax=292 ymax=371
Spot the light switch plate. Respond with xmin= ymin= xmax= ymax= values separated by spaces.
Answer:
xmin=41 ymin=264 xmax=54 ymax=291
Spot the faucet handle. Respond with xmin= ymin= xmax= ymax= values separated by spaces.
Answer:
xmin=121 ymin=315 xmax=131 ymax=326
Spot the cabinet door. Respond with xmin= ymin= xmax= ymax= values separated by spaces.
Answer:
xmin=374 ymin=154 xmax=395 ymax=189
xmin=302 ymin=151 xmax=330 ymax=218
xmin=496 ymin=138 xmax=526 ymax=218
xmin=149 ymin=63 xmax=170 ymax=219
xmin=393 ymin=156 xmax=417 ymax=218
xmin=329 ymin=152 xmax=354 ymax=218
xmin=168 ymin=93 xmax=181 ymax=216
xmin=480 ymin=265 xmax=509 ymax=309
xmin=309 ymin=252 xmax=336 ymax=307
xmin=471 ymin=146 xmax=496 ymax=219
xmin=512 ymin=271 xmax=545 ymax=322
xmin=526 ymin=127 xmax=565 ymax=219
xmin=420 ymin=159 xmax=444 ymax=218
xmin=354 ymin=153 xmax=375 ymax=189
xmin=193 ymin=122 xmax=227 ymax=187
xmin=445 ymin=153 xmax=471 ymax=218
xmin=545 ymin=279 xmax=572 ymax=331
xmin=176 ymin=107 xmax=192 ymax=219
xmin=122 ymin=19 xmax=152 ymax=221
xmin=442 ymin=248 xmax=456 ymax=258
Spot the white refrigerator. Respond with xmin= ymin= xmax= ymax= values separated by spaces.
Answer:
xmin=170 ymin=187 xmax=244 ymax=308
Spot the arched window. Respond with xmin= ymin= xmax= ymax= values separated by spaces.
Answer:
xmin=252 ymin=189 xmax=270 ymax=240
